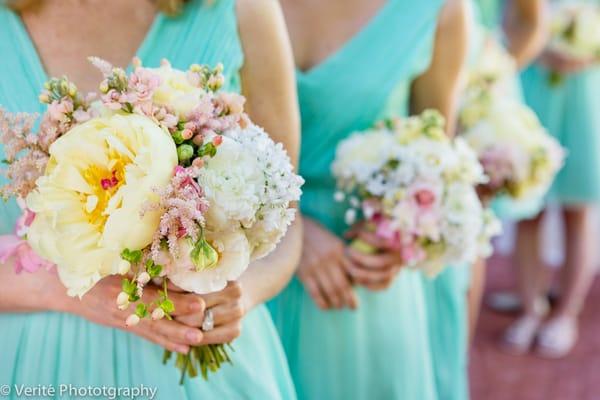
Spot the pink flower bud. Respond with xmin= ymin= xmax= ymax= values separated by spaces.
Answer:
xmin=192 ymin=135 xmax=204 ymax=146
xmin=192 ymin=158 xmax=205 ymax=168
xmin=212 ymin=135 xmax=223 ymax=146
xmin=181 ymin=129 xmax=194 ymax=140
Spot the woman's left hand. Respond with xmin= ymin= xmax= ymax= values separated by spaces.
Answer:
xmin=345 ymin=229 xmax=404 ymax=291
xmin=173 ymin=281 xmax=246 ymax=345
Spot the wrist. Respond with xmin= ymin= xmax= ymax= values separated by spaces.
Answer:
xmin=39 ymin=274 xmax=77 ymax=314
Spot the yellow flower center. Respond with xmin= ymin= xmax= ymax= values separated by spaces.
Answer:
xmin=81 ymin=150 xmax=129 ymax=227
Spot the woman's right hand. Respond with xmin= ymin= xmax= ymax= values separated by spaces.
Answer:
xmin=67 ymin=275 xmax=207 ymax=354
xmin=539 ymin=48 xmax=595 ymax=74
xmin=297 ymin=218 xmax=358 ymax=310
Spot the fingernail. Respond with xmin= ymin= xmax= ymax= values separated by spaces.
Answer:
xmin=186 ymin=330 xmax=202 ymax=343
xmin=177 ymin=345 xmax=190 ymax=354
xmin=190 ymin=301 xmax=203 ymax=312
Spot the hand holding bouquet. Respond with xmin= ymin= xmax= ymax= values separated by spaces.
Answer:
xmin=545 ymin=1 xmax=600 ymax=83
xmin=0 ymin=57 xmax=303 ymax=382
xmin=332 ymin=110 xmax=500 ymax=277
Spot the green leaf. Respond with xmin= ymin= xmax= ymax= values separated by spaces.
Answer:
xmin=197 ymin=142 xmax=217 ymax=158
xmin=120 ymin=248 xmax=142 ymax=263
xmin=145 ymin=260 xmax=163 ymax=278
xmin=161 ymin=299 xmax=175 ymax=314
xmin=135 ymin=303 xmax=148 ymax=318
xmin=121 ymin=278 xmax=136 ymax=295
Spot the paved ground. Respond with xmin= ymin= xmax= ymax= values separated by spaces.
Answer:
xmin=469 ymin=255 xmax=600 ymax=400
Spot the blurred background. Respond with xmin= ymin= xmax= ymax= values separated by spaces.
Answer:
xmin=471 ymin=214 xmax=599 ymax=400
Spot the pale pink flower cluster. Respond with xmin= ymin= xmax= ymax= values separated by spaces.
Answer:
xmin=479 ymin=146 xmax=519 ymax=190
xmin=39 ymin=96 xmax=92 ymax=150
xmin=145 ymin=166 xmax=209 ymax=261
xmin=184 ymin=92 xmax=248 ymax=143
xmin=0 ymin=109 xmax=48 ymax=199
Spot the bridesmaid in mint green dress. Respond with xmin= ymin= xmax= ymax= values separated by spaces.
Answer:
xmin=269 ymin=1 xmax=457 ymax=399
xmin=0 ymin=1 xmax=297 ymax=398
xmin=472 ymin=0 xmax=546 ymax=220
xmin=512 ymin=0 xmax=600 ymax=357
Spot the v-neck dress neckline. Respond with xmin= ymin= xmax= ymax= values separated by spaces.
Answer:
xmin=13 ymin=12 xmax=161 ymax=89
xmin=296 ymin=0 xmax=393 ymax=77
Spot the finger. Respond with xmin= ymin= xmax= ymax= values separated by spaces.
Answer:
xmin=327 ymin=263 xmax=358 ymax=309
xmin=345 ymin=221 xmax=367 ymax=239
xmin=146 ymin=289 xmax=205 ymax=317
xmin=175 ymin=312 xmax=204 ymax=328
xmin=165 ymin=281 xmax=186 ymax=292
xmin=315 ymin=267 xmax=342 ymax=309
xmin=144 ymin=318 xmax=204 ymax=347
xmin=211 ymin=300 xmax=245 ymax=326
xmin=346 ymin=247 xmax=402 ymax=270
xmin=130 ymin=325 xmax=190 ymax=354
xmin=199 ymin=281 xmax=243 ymax=309
xmin=176 ymin=300 xmax=244 ymax=328
xmin=356 ymin=230 xmax=393 ymax=250
xmin=201 ymin=321 xmax=242 ymax=345
xmin=343 ymin=258 xmax=397 ymax=286
xmin=300 ymin=274 xmax=328 ymax=309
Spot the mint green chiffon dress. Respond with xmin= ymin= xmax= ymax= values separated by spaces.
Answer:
xmin=521 ymin=0 xmax=600 ymax=204
xmin=0 ymin=2 xmax=297 ymax=398
xmin=268 ymin=1 xmax=446 ymax=399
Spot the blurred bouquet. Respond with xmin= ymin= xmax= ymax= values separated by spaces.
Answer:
xmin=548 ymin=1 xmax=600 ymax=83
xmin=461 ymin=100 xmax=565 ymax=201
xmin=0 ymin=58 xmax=303 ymax=381
xmin=332 ymin=110 xmax=500 ymax=277
xmin=460 ymin=34 xmax=517 ymax=127
xmin=459 ymin=33 xmax=565 ymax=204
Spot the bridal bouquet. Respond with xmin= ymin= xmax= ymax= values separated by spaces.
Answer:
xmin=0 ymin=58 xmax=303 ymax=382
xmin=548 ymin=1 xmax=600 ymax=83
xmin=460 ymin=34 xmax=517 ymax=127
xmin=460 ymin=99 xmax=565 ymax=201
xmin=459 ymin=33 xmax=566 ymax=203
xmin=332 ymin=110 xmax=500 ymax=277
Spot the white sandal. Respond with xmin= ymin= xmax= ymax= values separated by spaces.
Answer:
xmin=536 ymin=317 xmax=578 ymax=359
xmin=500 ymin=298 xmax=549 ymax=354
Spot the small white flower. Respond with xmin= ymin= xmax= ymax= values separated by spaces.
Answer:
xmin=152 ymin=308 xmax=165 ymax=320
xmin=137 ymin=272 xmax=151 ymax=285
xmin=125 ymin=314 xmax=140 ymax=327
xmin=116 ymin=292 xmax=129 ymax=310
xmin=334 ymin=191 xmax=346 ymax=202
xmin=345 ymin=209 xmax=357 ymax=225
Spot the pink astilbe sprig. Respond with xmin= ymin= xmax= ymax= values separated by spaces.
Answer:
xmin=0 ymin=109 xmax=49 ymax=199
xmin=0 ymin=76 xmax=94 ymax=199
xmin=143 ymin=166 xmax=209 ymax=263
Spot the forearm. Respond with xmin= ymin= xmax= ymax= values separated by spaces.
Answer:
xmin=504 ymin=0 xmax=547 ymax=68
xmin=239 ymin=216 xmax=303 ymax=310
xmin=0 ymin=262 xmax=75 ymax=313
xmin=411 ymin=0 xmax=469 ymax=137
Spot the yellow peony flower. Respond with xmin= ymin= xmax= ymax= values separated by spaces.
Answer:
xmin=26 ymin=114 xmax=178 ymax=297
xmin=151 ymin=64 xmax=205 ymax=118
